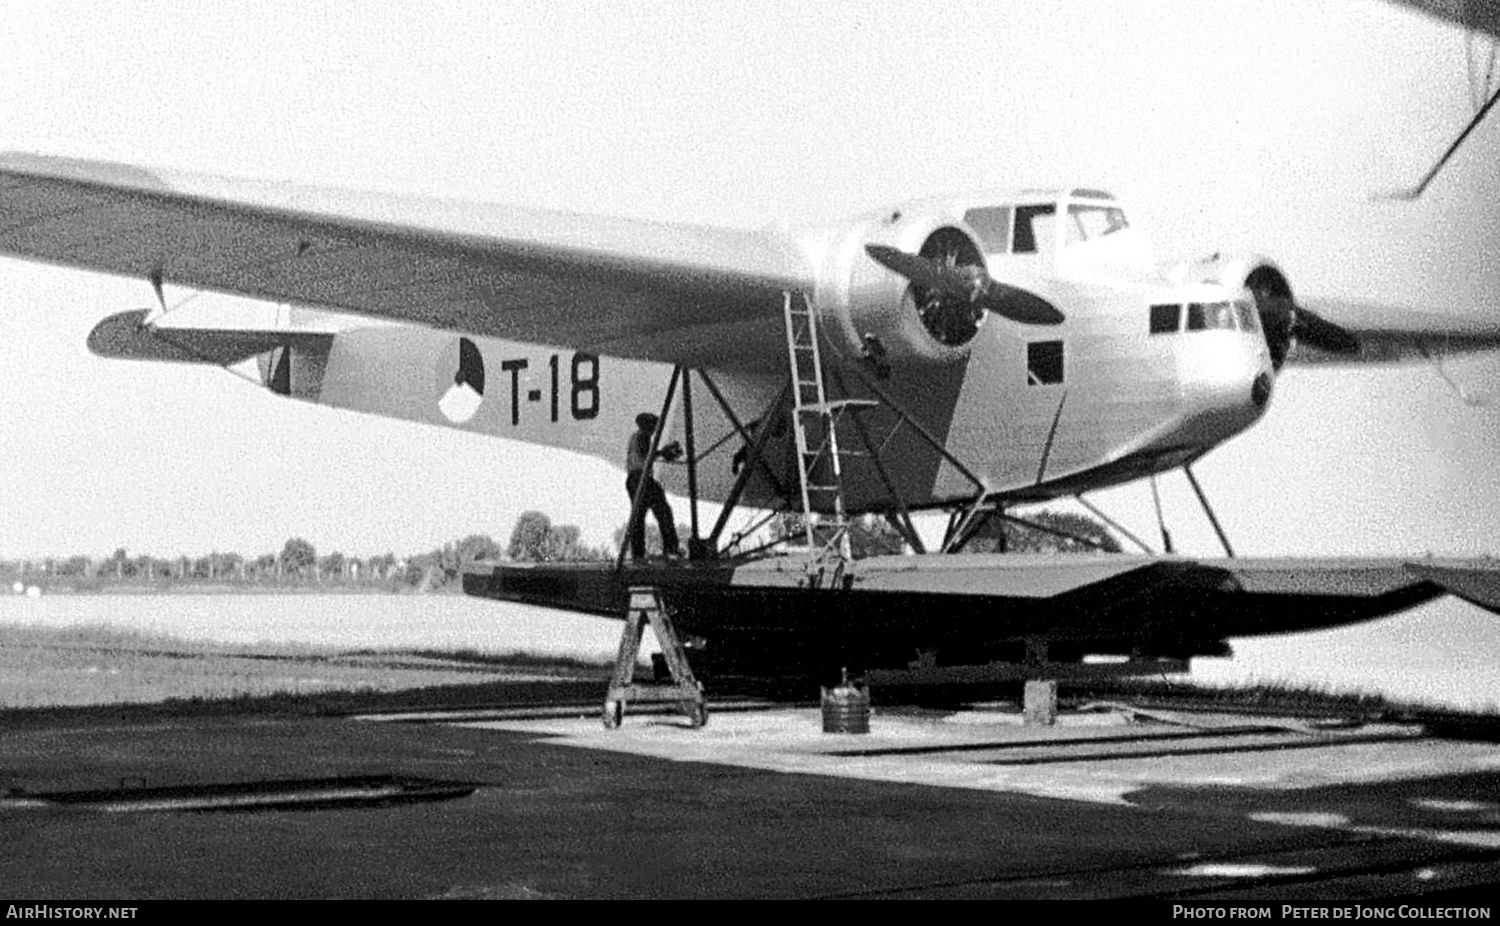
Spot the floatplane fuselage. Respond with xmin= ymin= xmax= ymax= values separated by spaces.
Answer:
xmin=95 ymin=187 xmax=1287 ymax=515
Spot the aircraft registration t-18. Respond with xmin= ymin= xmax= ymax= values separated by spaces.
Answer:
xmin=4 ymin=153 xmax=1500 ymax=685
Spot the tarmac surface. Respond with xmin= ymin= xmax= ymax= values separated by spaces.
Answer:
xmin=4 ymin=683 xmax=1500 ymax=900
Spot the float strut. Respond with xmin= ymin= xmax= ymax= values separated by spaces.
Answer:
xmin=1183 ymin=464 xmax=1235 ymax=559
xmin=1150 ymin=476 xmax=1174 ymax=554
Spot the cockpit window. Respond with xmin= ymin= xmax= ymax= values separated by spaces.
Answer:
xmin=1234 ymin=299 xmax=1259 ymax=333
xmin=1011 ymin=204 xmax=1056 ymax=256
xmin=963 ymin=207 xmax=1012 ymax=254
xmin=1186 ymin=301 xmax=1236 ymax=331
xmin=1149 ymin=304 xmax=1180 ymax=334
xmin=1065 ymin=204 xmax=1130 ymax=246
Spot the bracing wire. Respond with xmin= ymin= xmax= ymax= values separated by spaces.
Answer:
xmin=141 ymin=283 xmax=277 ymax=389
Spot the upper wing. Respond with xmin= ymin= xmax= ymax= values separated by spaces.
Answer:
xmin=0 ymin=153 xmax=813 ymax=370
xmin=1289 ymin=298 xmax=1500 ymax=365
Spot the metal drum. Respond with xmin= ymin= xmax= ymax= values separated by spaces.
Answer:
xmin=820 ymin=671 xmax=870 ymax=734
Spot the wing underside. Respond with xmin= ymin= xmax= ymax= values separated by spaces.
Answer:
xmin=0 ymin=153 xmax=811 ymax=371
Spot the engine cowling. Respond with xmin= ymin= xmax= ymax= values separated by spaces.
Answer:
xmin=1185 ymin=254 xmax=1358 ymax=369
xmin=818 ymin=212 xmax=994 ymax=367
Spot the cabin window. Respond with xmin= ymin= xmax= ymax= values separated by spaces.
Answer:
xmin=1149 ymin=304 xmax=1181 ymax=334
xmin=963 ymin=207 xmax=1012 ymax=254
xmin=1234 ymin=298 xmax=1259 ymax=333
xmin=1027 ymin=340 xmax=1064 ymax=385
xmin=1011 ymin=204 xmax=1056 ymax=256
xmin=1186 ymin=301 xmax=1236 ymax=331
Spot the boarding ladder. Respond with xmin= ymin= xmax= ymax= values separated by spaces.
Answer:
xmin=782 ymin=292 xmax=871 ymax=566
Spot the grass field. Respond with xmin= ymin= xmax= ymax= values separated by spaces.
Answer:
xmin=6 ymin=623 xmax=1498 ymax=739
xmin=0 ymin=622 xmax=612 ymax=707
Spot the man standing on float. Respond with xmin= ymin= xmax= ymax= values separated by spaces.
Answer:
xmin=624 ymin=412 xmax=683 ymax=560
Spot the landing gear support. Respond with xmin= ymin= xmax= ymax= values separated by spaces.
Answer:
xmin=1075 ymin=495 xmax=1155 ymax=554
xmin=1150 ymin=476 xmax=1174 ymax=554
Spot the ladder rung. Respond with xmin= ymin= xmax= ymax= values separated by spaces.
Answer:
xmin=798 ymin=401 xmax=871 ymax=415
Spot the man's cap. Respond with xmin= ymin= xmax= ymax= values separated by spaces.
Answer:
xmin=636 ymin=412 xmax=658 ymax=430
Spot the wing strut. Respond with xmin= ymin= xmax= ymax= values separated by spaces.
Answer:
xmin=1376 ymin=84 xmax=1500 ymax=200
xmin=144 ymin=270 xmax=168 ymax=326
xmin=680 ymin=371 xmax=704 ymax=556
xmin=700 ymin=375 xmax=794 ymax=553
xmin=662 ymin=289 xmax=998 ymax=564
xmin=826 ymin=366 xmax=926 ymax=555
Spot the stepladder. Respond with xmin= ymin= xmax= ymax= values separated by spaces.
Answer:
xmin=603 ymin=586 xmax=707 ymax=729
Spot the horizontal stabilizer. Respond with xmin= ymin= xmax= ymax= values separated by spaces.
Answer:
xmin=87 ymin=309 xmax=335 ymax=366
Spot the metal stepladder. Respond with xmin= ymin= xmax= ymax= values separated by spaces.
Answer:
xmin=603 ymin=586 xmax=708 ymax=729
xmin=782 ymin=291 xmax=873 ymax=569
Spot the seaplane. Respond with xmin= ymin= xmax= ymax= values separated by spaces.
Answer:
xmin=5 ymin=152 xmax=1500 ymax=726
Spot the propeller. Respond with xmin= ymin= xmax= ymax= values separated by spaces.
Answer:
xmin=865 ymin=243 xmax=1065 ymax=327
xmin=1252 ymin=292 xmax=1359 ymax=368
xmin=1292 ymin=306 xmax=1360 ymax=354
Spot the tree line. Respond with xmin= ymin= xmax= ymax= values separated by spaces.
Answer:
xmin=3 ymin=507 xmax=1119 ymax=593
xmin=1 ymin=511 xmax=612 ymax=593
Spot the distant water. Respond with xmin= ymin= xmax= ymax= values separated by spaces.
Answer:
xmin=1 ymin=593 xmax=1495 ymax=710
xmin=0 ymin=593 xmax=626 ymax=661
xmin=1188 ymin=598 xmax=1500 ymax=711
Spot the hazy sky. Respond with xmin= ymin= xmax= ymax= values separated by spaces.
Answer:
xmin=2 ymin=0 xmax=1498 ymax=568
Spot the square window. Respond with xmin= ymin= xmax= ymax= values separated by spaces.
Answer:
xmin=1149 ymin=304 xmax=1180 ymax=334
xmin=963 ymin=207 xmax=1012 ymax=254
xmin=1027 ymin=340 xmax=1064 ymax=386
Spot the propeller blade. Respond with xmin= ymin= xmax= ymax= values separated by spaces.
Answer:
xmin=864 ymin=244 xmax=964 ymax=296
xmin=1293 ymin=304 xmax=1360 ymax=354
xmin=864 ymin=244 xmax=1064 ymax=326
xmin=976 ymin=281 xmax=1066 ymax=326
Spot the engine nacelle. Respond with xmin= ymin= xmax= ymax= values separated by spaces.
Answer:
xmin=813 ymin=206 xmax=994 ymax=368
xmin=1180 ymin=252 xmax=1298 ymax=369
